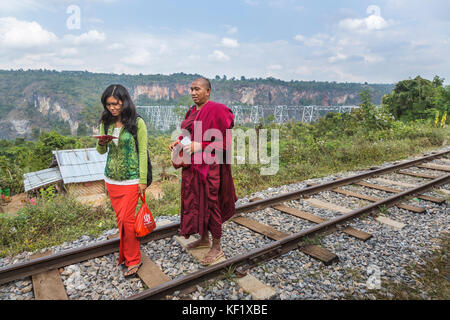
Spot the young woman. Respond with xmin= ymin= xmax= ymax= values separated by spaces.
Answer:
xmin=96 ymin=84 xmax=148 ymax=277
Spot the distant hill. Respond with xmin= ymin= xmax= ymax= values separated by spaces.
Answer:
xmin=0 ymin=69 xmax=393 ymax=139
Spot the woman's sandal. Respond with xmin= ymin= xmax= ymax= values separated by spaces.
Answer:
xmin=201 ymin=250 xmax=225 ymax=266
xmin=124 ymin=262 xmax=142 ymax=278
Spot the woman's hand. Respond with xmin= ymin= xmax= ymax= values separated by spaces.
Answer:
xmin=169 ymin=140 xmax=180 ymax=151
xmin=183 ymin=141 xmax=202 ymax=155
xmin=138 ymin=183 xmax=147 ymax=196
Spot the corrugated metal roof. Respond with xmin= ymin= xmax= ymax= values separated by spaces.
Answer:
xmin=52 ymin=148 xmax=107 ymax=184
xmin=23 ymin=167 xmax=62 ymax=192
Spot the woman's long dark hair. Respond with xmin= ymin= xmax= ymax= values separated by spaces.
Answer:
xmin=99 ymin=84 xmax=138 ymax=136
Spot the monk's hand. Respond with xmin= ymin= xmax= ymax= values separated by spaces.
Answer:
xmin=169 ymin=140 xmax=180 ymax=151
xmin=138 ymin=183 xmax=147 ymax=196
xmin=184 ymin=141 xmax=202 ymax=155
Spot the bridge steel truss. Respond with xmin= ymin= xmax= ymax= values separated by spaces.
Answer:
xmin=137 ymin=105 xmax=359 ymax=129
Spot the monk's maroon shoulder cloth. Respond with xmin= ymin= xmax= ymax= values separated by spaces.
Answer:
xmin=179 ymin=101 xmax=237 ymax=239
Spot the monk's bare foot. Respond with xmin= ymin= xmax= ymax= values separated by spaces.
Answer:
xmin=186 ymin=238 xmax=211 ymax=249
xmin=201 ymin=247 xmax=224 ymax=266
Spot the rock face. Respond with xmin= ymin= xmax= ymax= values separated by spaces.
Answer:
xmin=132 ymin=83 xmax=192 ymax=102
xmin=0 ymin=94 xmax=80 ymax=139
xmin=133 ymin=84 xmax=170 ymax=101
xmin=10 ymin=120 xmax=30 ymax=135
xmin=227 ymin=84 xmax=360 ymax=106
xmin=239 ymin=87 xmax=259 ymax=105
xmin=33 ymin=95 xmax=79 ymax=135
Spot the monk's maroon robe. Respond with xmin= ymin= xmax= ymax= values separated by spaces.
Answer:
xmin=179 ymin=101 xmax=237 ymax=239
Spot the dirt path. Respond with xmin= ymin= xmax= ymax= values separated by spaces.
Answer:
xmin=146 ymin=181 xmax=164 ymax=199
xmin=0 ymin=193 xmax=28 ymax=217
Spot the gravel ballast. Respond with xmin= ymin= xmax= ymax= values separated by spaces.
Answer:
xmin=1 ymin=147 xmax=449 ymax=300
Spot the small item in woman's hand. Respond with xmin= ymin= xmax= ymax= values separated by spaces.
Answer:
xmin=94 ymin=135 xmax=116 ymax=146
xmin=93 ymin=135 xmax=118 ymax=140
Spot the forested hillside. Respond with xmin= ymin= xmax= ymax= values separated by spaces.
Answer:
xmin=0 ymin=69 xmax=393 ymax=140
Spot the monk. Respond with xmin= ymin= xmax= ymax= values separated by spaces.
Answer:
xmin=169 ymin=77 xmax=237 ymax=266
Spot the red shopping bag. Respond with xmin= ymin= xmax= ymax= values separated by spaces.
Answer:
xmin=135 ymin=193 xmax=156 ymax=237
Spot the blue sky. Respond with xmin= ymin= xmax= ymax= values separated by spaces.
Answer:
xmin=1 ymin=0 xmax=449 ymax=84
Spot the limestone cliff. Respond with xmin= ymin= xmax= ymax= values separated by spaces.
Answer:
xmin=33 ymin=95 xmax=79 ymax=135
xmin=0 ymin=92 xmax=80 ymax=139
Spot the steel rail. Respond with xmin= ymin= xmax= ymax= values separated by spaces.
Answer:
xmin=0 ymin=150 xmax=448 ymax=286
xmin=234 ymin=150 xmax=450 ymax=216
xmin=0 ymin=222 xmax=180 ymax=285
xmin=127 ymin=173 xmax=450 ymax=300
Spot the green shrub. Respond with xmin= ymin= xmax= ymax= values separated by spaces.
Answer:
xmin=0 ymin=195 xmax=116 ymax=257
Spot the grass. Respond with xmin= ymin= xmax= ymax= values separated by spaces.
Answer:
xmin=299 ymin=234 xmax=324 ymax=247
xmin=377 ymin=205 xmax=389 ymax=216
xmin=232 ymin=134 xmax=450 ymax=198
xmin=145 ymin=180 xmax=181 ymax=218
xmin=0 ymin=195 xmax=116 ymax=258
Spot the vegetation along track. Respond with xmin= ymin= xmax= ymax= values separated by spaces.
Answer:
xmin=0 ymin=150 xmax=449 ymax=300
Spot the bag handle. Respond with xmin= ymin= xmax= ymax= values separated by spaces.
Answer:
xmin=138 ymin=192 xmax=146 ymax=204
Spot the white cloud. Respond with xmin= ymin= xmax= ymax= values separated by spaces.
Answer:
xmin=294 ymin=66 xmax=313 ymax=76
xmin=0 ymin=17 xmax=57 ymax=48
xmin=208 ymin=50 xmax=230 ymax=62
xmin=0 ymin=0 xmax=43 ymax=12
xmin=106 ymin=42 xmax=125 ymax=51
xmin=365 ymin=14 xmax=389 ymax=30
xmin=225 ymin=25 xmax=238 ymax=35
xmin=339 ymin=15 xmax=389 ymax=31
xmin=59 ymin=47 xmax=79 ymax=57
xmin=1 ymin=3 xmax=449 ymax=85
xmin=294 ymin=33 xmax=326 ymax=47
xmin=69 ymin=30 xmax=106 ymax=45
xmin=121 ymin=49 xmax=151 ymax=66
xmin=10 ymin=52 xmax=85 ymax=70
xmin=221 ymin=37 xmax=239 ymax=48
xmin=363 ymin=54 xmax=384 ymax=64
xmin=267 ymin=64 xmax=283 ymax=70
xmin=294 ymin=34 xmax=305 ymax=42
xmin=188 ymin=54 xmax=201 ymax=60
xmin=338 ymin=5 xmax=390 ymax=32
xmin=328 ymin=52 xmax=347 ymax=63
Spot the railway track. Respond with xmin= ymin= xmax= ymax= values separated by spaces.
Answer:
xmin=1 ymin=149 xmax=449 ymax=300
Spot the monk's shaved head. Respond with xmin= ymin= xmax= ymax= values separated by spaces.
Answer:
xmin=193 ymin=77 xmax=212 ymax=90
xmin=190 ymin=77 xmax=211 ymax=107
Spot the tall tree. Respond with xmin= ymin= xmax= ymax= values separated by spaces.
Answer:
xmin=382 ymin=76 xmax=441 ymax=121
